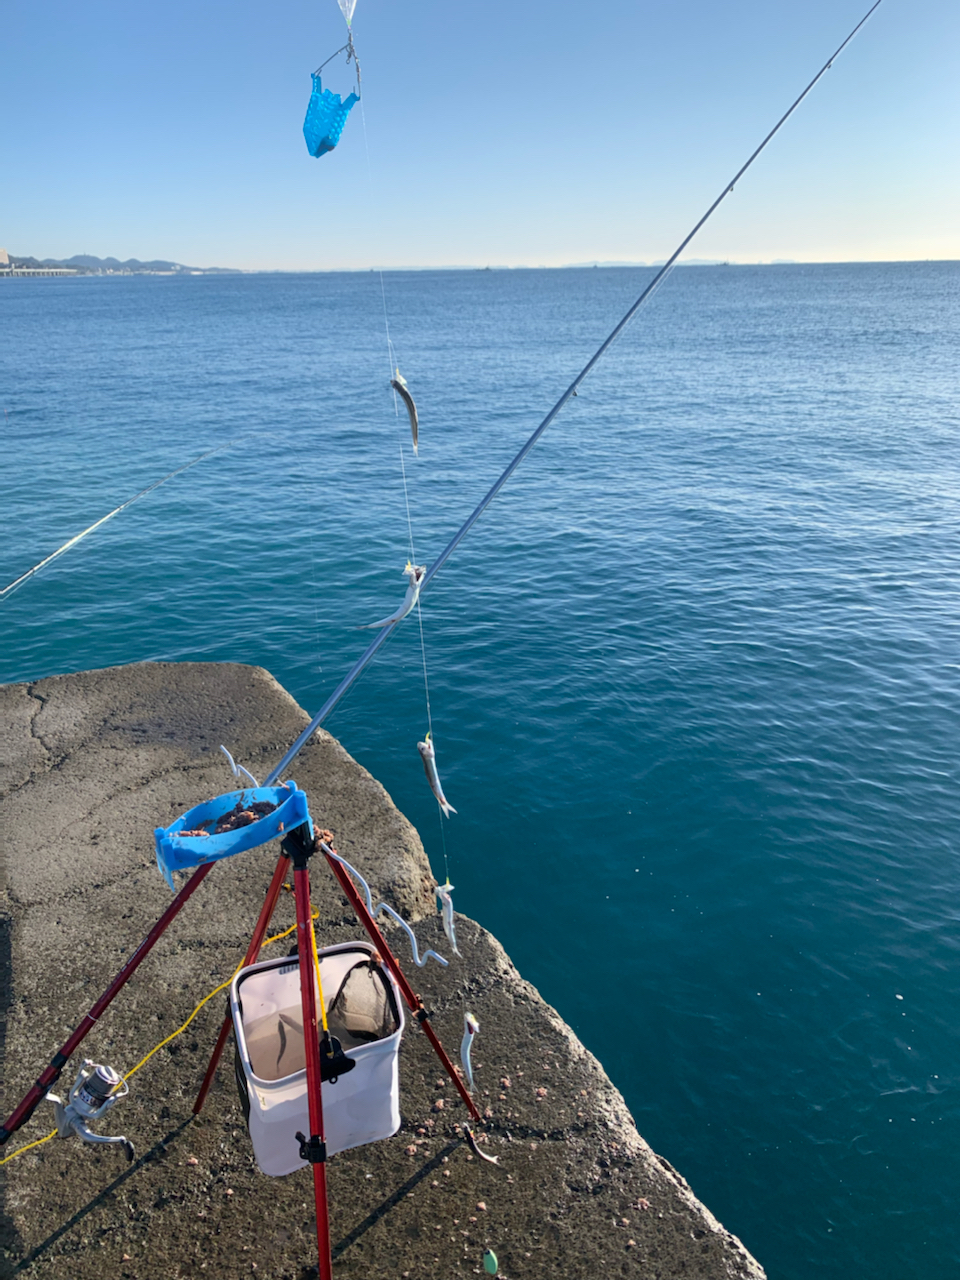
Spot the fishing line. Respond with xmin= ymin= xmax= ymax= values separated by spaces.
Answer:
xmin=359 ymin=87 xmax=447 ymax=854
xmin=358 ymin=98 xmax=400 ymax=383
xmin=265 ymin=0 xmax=884 ymax=785
xmin=0 ymin=434 xmax=266 ymax=600
xmin=358 ymin=98 xmax=418 ymax=562
xmin=418 ymin=594 xmax=450 ymax=879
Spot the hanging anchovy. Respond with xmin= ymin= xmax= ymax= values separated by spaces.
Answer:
xmin=463 ymin=1124 xmax=501 ymax=1166
xmin=360 ymin=562 xmax=426 ymax=629
xmin=436 ymin=881 xmax=461 ymax=956
xmin=220 ymin=745 xmax=260 ymax=789
xmin=418 ymin=732 xmax=456 ymax=817
xmin=390 ymin=369 xmax=419 ymax=455
xmin=460 ymin=1011 xmax=480 ymax=1090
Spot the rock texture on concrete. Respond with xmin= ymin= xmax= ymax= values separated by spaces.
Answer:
xmin=1 ymin=662 xmax=764 ymax=1280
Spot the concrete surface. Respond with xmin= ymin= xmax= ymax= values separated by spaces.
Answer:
xmin=1 ymin=662 xmax=765 ymax=1280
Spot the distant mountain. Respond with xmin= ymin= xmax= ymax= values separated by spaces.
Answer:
xmin=7 ymin=254 xmax=240 ymax=275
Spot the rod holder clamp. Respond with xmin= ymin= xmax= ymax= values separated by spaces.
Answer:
xmin=296 ymin=1131 xmax=327 ymax=1164
xmin=281 ymin=823 xmax=316 ymax=869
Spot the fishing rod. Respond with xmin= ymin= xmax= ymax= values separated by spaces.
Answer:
xmin=265 ymin=0 xmax=883 ymax=787
xmin=0 ymin=441 xmax=238 ymax=600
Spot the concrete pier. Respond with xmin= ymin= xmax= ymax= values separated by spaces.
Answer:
xmin=1 ymin=662 xmax=765 ymax=1279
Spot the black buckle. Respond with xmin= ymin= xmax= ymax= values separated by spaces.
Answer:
xmin=319 ymin=1031 xmax=356 ymax=1084
xmin=415 ymin=1007 xmax=432 ymax=1024
xmin=296 ymin=1131 xmax=327 ymax=1163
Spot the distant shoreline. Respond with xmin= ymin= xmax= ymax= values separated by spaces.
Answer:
xmin=3 ymin=257 xmax=958 ymax=280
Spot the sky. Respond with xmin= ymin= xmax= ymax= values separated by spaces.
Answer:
xmin=1 ymin=0 xmax=958 ymax=270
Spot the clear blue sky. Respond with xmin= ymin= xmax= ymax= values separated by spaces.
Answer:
xmin=2 ymin=0 xmax=957 ymax=269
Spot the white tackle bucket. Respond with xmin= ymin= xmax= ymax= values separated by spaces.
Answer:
xmin=230 ymin=941 xmax=404 ymax=1177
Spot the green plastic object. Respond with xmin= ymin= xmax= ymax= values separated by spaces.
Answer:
xmin=483 ymin=1249 xmax=499 ymax=1276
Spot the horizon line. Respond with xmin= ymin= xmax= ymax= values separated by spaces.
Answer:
xmin=8 ymin=255 xmax=959 ymax=276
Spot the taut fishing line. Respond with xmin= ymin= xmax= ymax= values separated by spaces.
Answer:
xmin=265 ymin=0 xmax=884 ymax=786
xmin=359 ymin=92 xmax=450 ymax=875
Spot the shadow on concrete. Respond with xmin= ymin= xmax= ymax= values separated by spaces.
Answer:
xmin=8 ymin=1120 xmax=192 ymax=1275
xmin=332 ymin=1140 xmax=461 ymax=1262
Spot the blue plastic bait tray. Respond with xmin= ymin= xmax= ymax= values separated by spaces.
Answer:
xmin=154 ymin=782 xmax=311 ymax=891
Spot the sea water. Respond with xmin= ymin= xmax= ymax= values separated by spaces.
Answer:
xmin=2 ymin=262 xmax=959 ymax=1279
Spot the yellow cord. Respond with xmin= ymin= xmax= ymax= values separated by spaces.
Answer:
xmin=288 ymin=876 xmax=329 ymax=1032
xmin=0 ymin=1129 xmax=57 ymax=1166
xmin=0 ymin=909 xmax=318 ymax=1167
xmin=309 ymin=907 xmax=329 ymax=1034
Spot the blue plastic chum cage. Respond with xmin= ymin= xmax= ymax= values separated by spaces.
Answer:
xmin=303 ymin=75 xmax=359 ymax=158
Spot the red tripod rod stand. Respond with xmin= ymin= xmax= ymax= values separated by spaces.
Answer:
xmin=320 ymin=839 xmax=483 ymax=1125
xmin=290 ymin=837 xmax=333 ymax=1280
xmin=192 ymin=852 xmax=289 ymax=1114
xmin=0 ymin=860 xmax=215 ymax=1146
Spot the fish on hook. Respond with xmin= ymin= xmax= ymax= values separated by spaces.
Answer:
xmin=418 ymin=732 xmax=456 ymax=817
xmin=220 ymin=744 xmax=260 ymax=789
xmin=390 ymin=369 xmax=419 ymax=455
xmin=436 ymin=880 xmax=461 ymax=956
xmin=460 ymin=1011 xmax=480 ymax=1091
xmin=360 ymin=562 xmax=426 ymax=629
xmin=462 ymin=1124 xmax=500 ymax=1166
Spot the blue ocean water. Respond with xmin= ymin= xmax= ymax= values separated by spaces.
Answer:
xmin=2 ymin=263 xmax=959 ymax=1278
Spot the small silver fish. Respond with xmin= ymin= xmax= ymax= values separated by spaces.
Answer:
xmin=361 ymin=562 xmax=425 ymax=629
xmin=390 ymin=369 xmax=419 ymax=455
xmin=460 ymin=1011 xmax=479 ymax=1090
xmin=418 ymin=732 xmax=456 ymax=817
xmin=463 ymin=1124 xmax=500 ymax=1166
xmin=220 ymin=744 xmax=260 ymax=789
xmin=436 ymin=880 xmax=461 ymax=956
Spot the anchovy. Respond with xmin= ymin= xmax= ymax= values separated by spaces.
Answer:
xmin=220 ymin=744 xmax=260 ymax=789
xmin=390 ymin=370 xmax=419 ymax=455
xmin=360 ymin=562 xmax=426 ymax=629
xmin=463 ymin=1124 xmax=500 ymax=1166
xmin=418 ymin=732 xmax=456 ymax=817
xmin=461 ymin=1011 xmax=480 ymax=1090
xmin=436 ymin=880 xmax=461 ymax=956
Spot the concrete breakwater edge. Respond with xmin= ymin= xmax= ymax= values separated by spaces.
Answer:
xmin=0 ymin=662 xmax=764 ymax=1279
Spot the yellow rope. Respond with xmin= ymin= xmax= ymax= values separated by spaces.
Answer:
xmin=286 ymin=878 xmax=329 ymax=1032
xmin=0 ymin=909 xmax=317 ymax=1167
xmin=309 ymin=906 xmax=329 ymax=1034
xmin=0 ymin=1129 xmax=57 ymax=1166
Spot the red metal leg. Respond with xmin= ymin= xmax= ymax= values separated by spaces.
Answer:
xmin=0 ymin=860 xmax=215 ymax=1146
xmin=321 ymin=840 xmax=483 ymax=1124
xmin=192 ymin=852 xmax=289 ymax=1114
xmin=292 ymin=850 xmax=333 ymax=1280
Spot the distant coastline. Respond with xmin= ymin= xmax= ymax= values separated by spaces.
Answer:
xmin=3 ymin=250 xmax=956 ymax=278
xmin=0 ymin=251 xmax=240 ymax=277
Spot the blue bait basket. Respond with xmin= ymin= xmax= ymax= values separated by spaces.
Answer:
xmin=154 ymin=782 xmax=311 ymax=892
xmin=303 ymin=74 xmax=359 ymax=157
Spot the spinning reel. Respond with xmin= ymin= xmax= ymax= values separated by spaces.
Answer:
xmin=46 ymin=1060 xmax=134 ymax=1161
